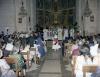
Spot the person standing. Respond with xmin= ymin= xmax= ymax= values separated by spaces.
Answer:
xmin=52 ymin=35 xmax=61 ymax=51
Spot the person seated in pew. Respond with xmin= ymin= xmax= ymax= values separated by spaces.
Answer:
xmin=21 ymin=45 xmax=32 ymax=67
xmin=91 ymin=43 xmax=100 ymax=77
xmin=75 ymin=48 xmax=93 ymax=77
xmin=12 ymin=46 xmax=26 ymax=68
xmin=65 ymin=40 xmax=72 ymax=56
xmin=93 ymin=43 xmax=100 ymax=65
xmin=2 ymin=42 xmax=14 ymax=57
xmin=30 ymin=43 xmax=41 ymax=64
xmin=0 ymin=57 xmax=16 ymax=77
xmin=9 ymin=50 xmax=26 ymax=76
xmin=21 ymin=45 xmax=30 ymax=53
xmin=90 ymin=43 xmax=98 ymax=57
xmin=71 ymin=40 xmax=79 ymax=67
xmin=80 ymin=43 xmax=90 ymax=57
xmin=28 ymin=33 xmax=35 ymax=47
xmin=2 ymin=45 xmax=27 ymax=76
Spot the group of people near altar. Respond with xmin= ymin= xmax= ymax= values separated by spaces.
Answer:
xmin=0 ymin=31 xmax=47 ymax=77
xmin=65 ymin=34 xmax=100 ymax=77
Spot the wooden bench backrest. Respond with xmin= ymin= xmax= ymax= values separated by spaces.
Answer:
xmin=83 ymin=65 xmax=97 ymax=77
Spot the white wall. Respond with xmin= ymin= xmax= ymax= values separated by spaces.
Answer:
xmin=0 ymin=0 xmax=36 ymax=34
xmin=76 ymin=0 xmax=99 ymax=35
xmin=15 ymin=0 xmax=36 ymax=32
xmin=0 ymin=0 xmax=16 ymax=34
xmin=32 ymin=0 xmax=36 ymax=31
xmin=84 ymin=0 xmax=97 ymax=35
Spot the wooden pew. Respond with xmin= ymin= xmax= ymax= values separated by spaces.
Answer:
xmin=30 ymin=47 xmax=39 ymax=64
xmin=21 ymin=45 xmax=30 ymax=68
xmin=83 ymin=65 xmax=97 ymax=77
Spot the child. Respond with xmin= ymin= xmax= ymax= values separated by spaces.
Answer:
xmin=52 ymin=35 xmax=61 ymax=51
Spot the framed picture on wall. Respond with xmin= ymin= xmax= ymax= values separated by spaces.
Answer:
xmin=18 ymin=18 xmax=22 ymax=23
xmin=90 ymin=15 xmax=94 ymax=22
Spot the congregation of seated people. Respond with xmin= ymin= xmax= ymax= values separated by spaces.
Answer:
xmin=0 ymin=31 xmax=47 ymax=77
xmin=64 ymin=34 xmax=100 ymax=77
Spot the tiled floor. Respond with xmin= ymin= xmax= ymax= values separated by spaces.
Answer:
xmin=40 ymin=60 xmax=61 ymax=73
xmin=26 ymin=41 xmax=72 ymax=77
xmin=39 ymin=51 xmax=62 ymax=77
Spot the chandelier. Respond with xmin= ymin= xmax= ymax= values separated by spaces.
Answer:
xmin=18 ymin=1 xmax=27 ymax=18
xmin=84 ymin=0 xmax=92 ymax=17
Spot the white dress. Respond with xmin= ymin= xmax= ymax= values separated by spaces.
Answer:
xmin=75 ymin=56 xmax=92 ymax=77
xmin=5 ymin=43 xmax=14 ymax=51
xmin=52 ymin=39 xmax=61 ymax=50
xmin=90 ymin=44 xmax=98 ymax=57
xmin=93 ymin=53 xmax=100 ymax=65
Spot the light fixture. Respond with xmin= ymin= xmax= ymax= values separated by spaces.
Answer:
xmin=84 ymin=0 xmax=92 ymax=17
xmin=18 ymin=0 xmax=27 ymax=18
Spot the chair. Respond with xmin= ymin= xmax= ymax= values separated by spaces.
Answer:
xmin=83 ymin=65 xmax=97 ymax=77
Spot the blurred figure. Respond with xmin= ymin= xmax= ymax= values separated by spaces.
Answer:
xmin=52 ymin=35 xmax=61 ymax=51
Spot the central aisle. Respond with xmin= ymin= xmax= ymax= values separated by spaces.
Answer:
xmin=26 ymin=41 xmax=72 ymax=77
xmin=39 ymin=50 xmax=62 ymax=77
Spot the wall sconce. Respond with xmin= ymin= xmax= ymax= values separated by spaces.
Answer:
xmin=90 ymin=15 xmax=94 ymax=22
xmin=84 ymin=0 xmax=92 ymax=17
xmin=18 ymin=0 xmax=27 ymax=18
xmin=18 ymin=18 xmax=22 ymax=23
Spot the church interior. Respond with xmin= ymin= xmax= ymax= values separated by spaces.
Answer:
xmin=0 ymin=0 xmax=100 ymax=77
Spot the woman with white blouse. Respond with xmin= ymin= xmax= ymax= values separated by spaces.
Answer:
xmin=75 ymin=49 xmax=92 ymax=77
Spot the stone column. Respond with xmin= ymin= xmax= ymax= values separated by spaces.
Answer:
xmin=31 ymin=0 xmax=36 ymax=31
xmin=97 ymin=0 xmax=100 ymax=34
xmin=76 ymin=0 xmax=85 ymax=36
